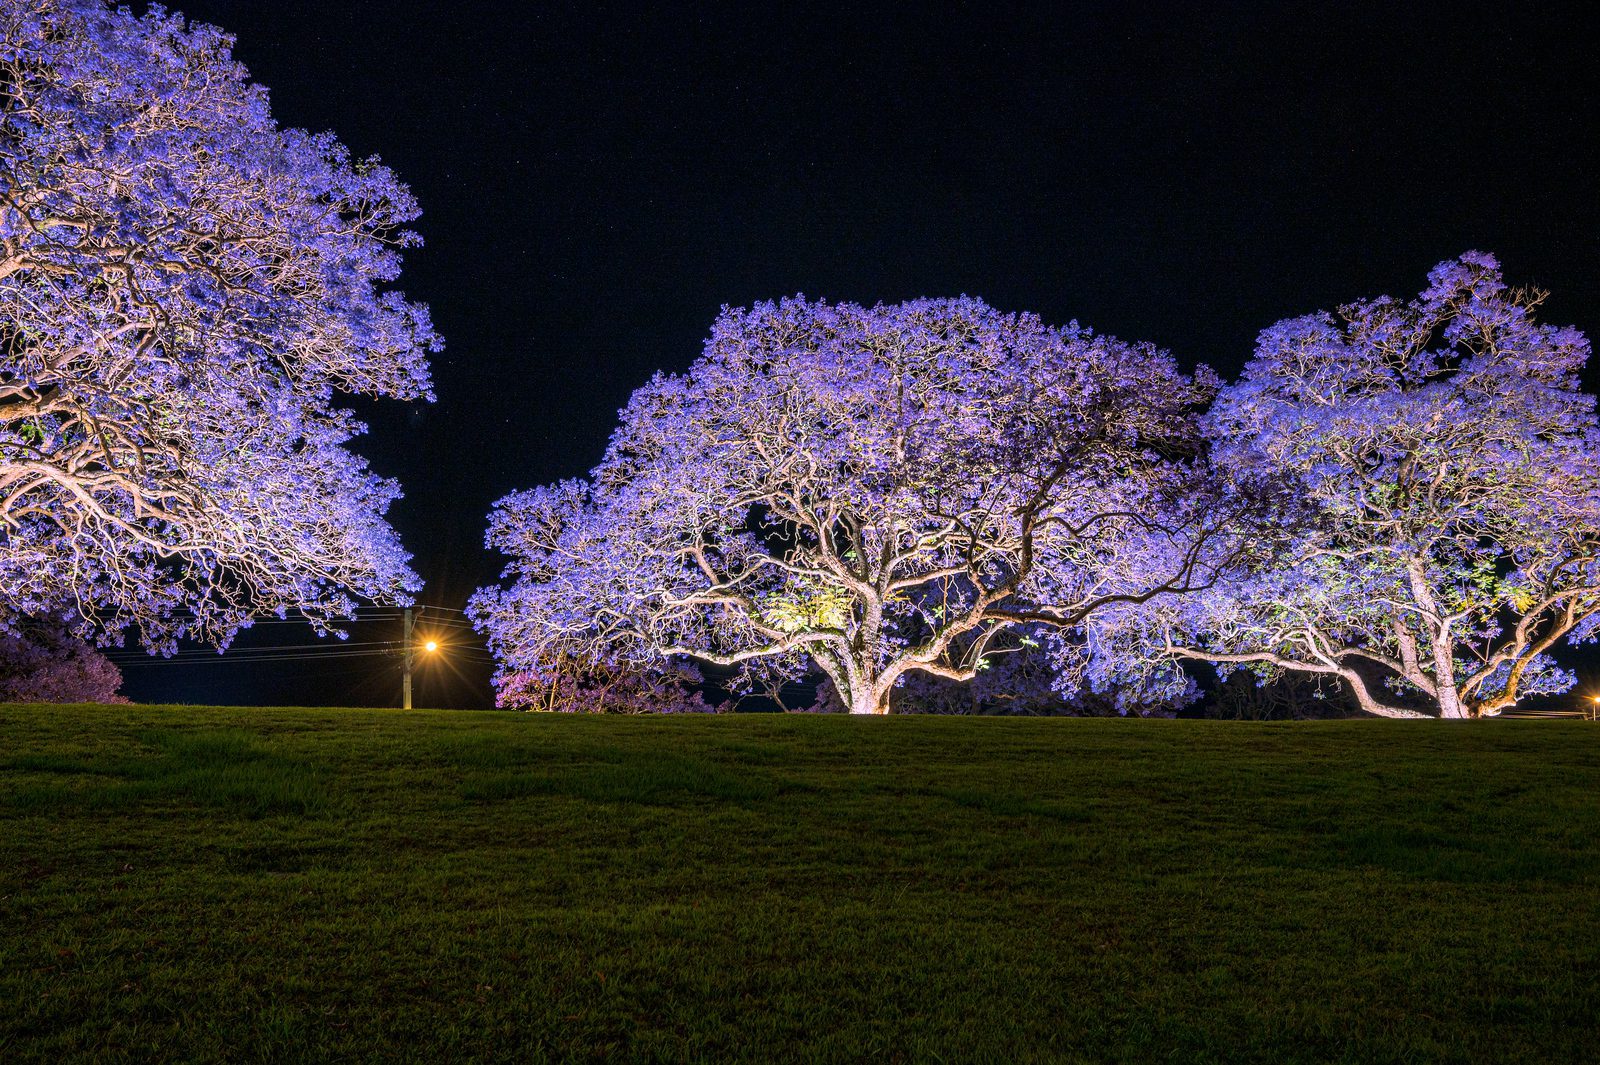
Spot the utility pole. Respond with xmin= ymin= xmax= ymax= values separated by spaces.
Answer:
xmin=402 ymin=607 xmax=415 ymax=710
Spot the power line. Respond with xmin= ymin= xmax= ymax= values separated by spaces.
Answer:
xmin=104 ymin=641 xmax=405 ymax=659
xmin=114 ymin=649 xmax=497 ymax=665
xmin=107 ymin=640 xmax=494 ymax=660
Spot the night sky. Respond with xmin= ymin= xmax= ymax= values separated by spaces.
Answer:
xmin=116 ymin=1 xmax=1600 ymax=708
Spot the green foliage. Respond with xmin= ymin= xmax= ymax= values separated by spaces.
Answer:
xmin=2 ymin=704 xmax=1598 ymax=1062
xmin=759 ymin=578 xmax=852 ymax=633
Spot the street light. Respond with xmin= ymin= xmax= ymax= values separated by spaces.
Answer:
xmin=401 ymin=608 xmax=442 ymax=710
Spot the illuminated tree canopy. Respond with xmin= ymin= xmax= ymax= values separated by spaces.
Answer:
xmin=1133 ymin=253 xmax=1600 ymax=718
xmin=0 ymin=0 xmax=437 ymax=650
xmin=472 ymin=296 xmax=1241 ymax=714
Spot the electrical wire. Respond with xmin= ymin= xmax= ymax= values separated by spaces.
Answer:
xmin=96 ymin=603 xmax=495 ymax=671
xmin=114 ymin=650 xmax=497 ymax=665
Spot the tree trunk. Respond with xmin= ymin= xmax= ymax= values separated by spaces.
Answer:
xmin=817 ymin=653 xmax=892 ymax=714
xmin=848 ymin=685 xmax=891 ymax=715
xmin=1404 ymin=555 xmax=1469 ymax=719
xmin=1427 ymin=623 xmax=1467 ymax=718
xmin=1435 ymin=685 xmax=1468 ymax=718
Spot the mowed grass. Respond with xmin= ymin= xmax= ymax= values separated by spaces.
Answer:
xmin=1 ymin=706 xmax=1597 ymax=1063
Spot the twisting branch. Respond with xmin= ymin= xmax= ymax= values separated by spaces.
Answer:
xmin=472 ymin=296 xmax=1219 ymax=714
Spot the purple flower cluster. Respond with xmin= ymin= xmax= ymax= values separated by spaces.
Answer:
xmin=1118 ymin=253 xmax=1600 ymax=718
xmin=476 ymin=257 xmax=1600 ymax=719
xmin=496 ymin=653 xmax=715 ymax=714
xmin=471 ymin=296 xmax=1228 ymax=714
xmin=1 ymin=1 xmax=437 ymax=651
xmin=0 ymin=613 xmax=126 ymax=703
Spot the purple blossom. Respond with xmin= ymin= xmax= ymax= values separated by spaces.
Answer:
xmin=496 ymin=652 xmax=715 ymax=714
xmin=473 ymin=296 xmax=1228 ymax=714
xmin=1131 ymin=253 xmax=1600 ymax=718
xmin=1 ymin=1 xmax=438 ymax=650
xmin=0 ymin=613 xmax=126 ymax=703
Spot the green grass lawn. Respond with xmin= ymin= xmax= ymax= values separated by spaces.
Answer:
xmin=2 ymin=705 xmax=1597 ymax=1063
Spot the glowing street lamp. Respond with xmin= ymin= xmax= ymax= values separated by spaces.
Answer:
xmin=401 ymin=608 xmax=443 ymax=710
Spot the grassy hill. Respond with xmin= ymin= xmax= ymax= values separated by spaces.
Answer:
xmin=2 ymin=704 xmax=1597 ymax=1063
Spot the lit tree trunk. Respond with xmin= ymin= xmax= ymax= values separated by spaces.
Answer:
xmin=814 ymin=651 xmax=892 ymax=714
xmin=845 ymin=596 xmax=892 ymax=714
xmin=1429 ymin=636 xmax=1468 ymax=718
xmin=848 ymin=687 xmax=890 ymax=715
xmin=1405 ymin=555 xmax=1468 ymax=719
xmin=842 ymin=659 xmax=893 ymax=715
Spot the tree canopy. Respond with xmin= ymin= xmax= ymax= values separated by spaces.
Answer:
xmin=1136 ymin=253 xmax=1600 ymax=718
xmin=472 ymin=296 xmax=1238 ymax=714
xmin=0 ymin=0 xmax=437 ymax=650
xmin=475 ymin=258 xmax=1600 ymax=720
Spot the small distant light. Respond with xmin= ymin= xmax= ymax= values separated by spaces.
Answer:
xmin=424 ymin=640 xmax=439 ymax=653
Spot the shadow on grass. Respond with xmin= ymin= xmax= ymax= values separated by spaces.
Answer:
xmin=462 ymin=751 xmax=787 ymax=806
xmin=440 ymin=732 xmax=648 ymax=770
xmin=934 ymin=787 xmax=1094 ymax=824
xmin=1326 ymin=824 xmax=1590 ymax=884
xmin=1 ymin=729 xmax=327 ymax=818
xmin=222 ymin=840 xmax=350 ymax=873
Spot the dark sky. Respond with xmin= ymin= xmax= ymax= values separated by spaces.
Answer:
xmin=116 ymin=0 xmax=1600 ymax=707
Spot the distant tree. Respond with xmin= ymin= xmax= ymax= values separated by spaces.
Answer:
xmin=0 ymin=614 xmax=126 ymax=702
xmin=472 ymin=296 xmax=1242 ymax=714
xmin=496 ymin=644 xmax=714 ymax=714
xmin=1143 ymin=254 xmax=1600 ymax=718
xmin=0 ymin=1 xmax=437 ymax=650
xmin=887 ymin=629 xmax=1196 ymax=716
xmin=1202 ymin=670 xmax=1357 ymax=721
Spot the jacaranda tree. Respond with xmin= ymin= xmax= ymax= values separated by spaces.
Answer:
xmin=887 ymin=630 xmax=1197 ymax=716
xmin=1146 ymin=253 xmax=1600 ymax=718
xmin=472 ymin=296 xmax=1239 ymax=714
xmin=0 ymin=0 xmax=436 ymax=649
xmin=494 ymin=646 xmax=715 ymax=714
xmin=0 ymin=613 xmax=125 ymax=702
